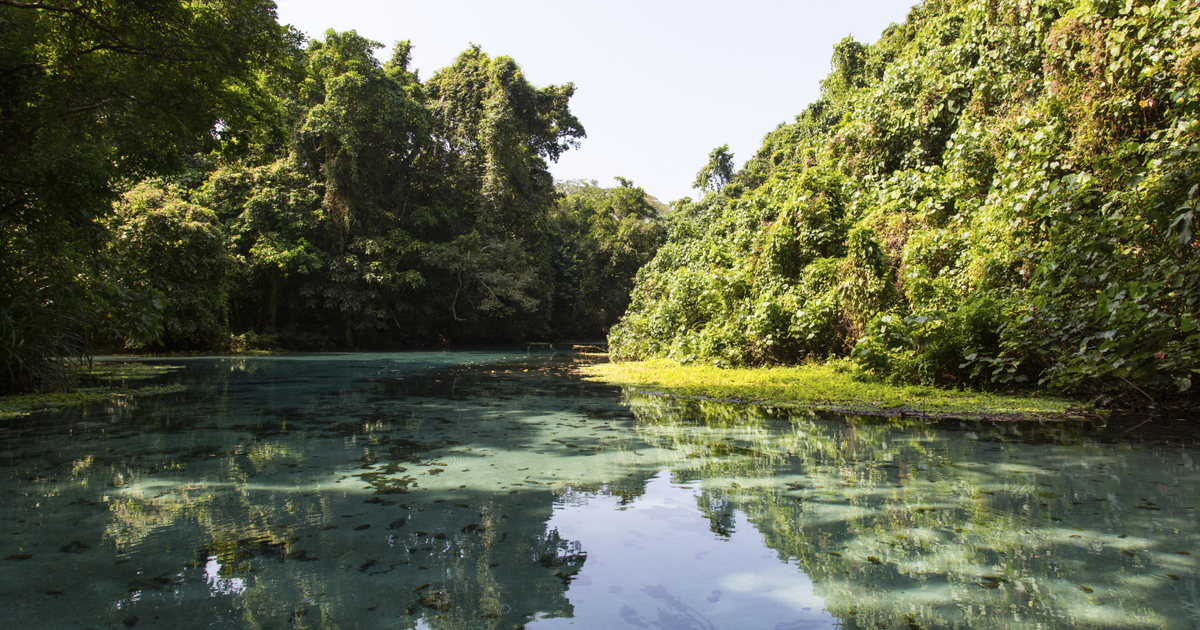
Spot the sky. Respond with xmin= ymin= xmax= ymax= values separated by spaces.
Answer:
xmin=273 ymin=0 xmax=918 ymax=204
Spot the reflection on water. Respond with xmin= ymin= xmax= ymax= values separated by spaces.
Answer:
xmin=0 ymin=351 xmax=1197 ymax=629
xmin=537 ymin=471 xmax=835 ymax=629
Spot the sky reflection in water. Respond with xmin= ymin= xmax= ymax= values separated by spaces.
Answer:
xmin=0 ymin=350 xmax=1197 ymax=629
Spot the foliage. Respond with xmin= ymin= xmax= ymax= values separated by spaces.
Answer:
xmin=613 ymin=0 xmax=1200 ymax=400
xmin=547 ymin=179 xmax=667 ymax=338
xmin=0 ymin=0 xmax=287 ymax=391
xmin=132 ymin=33 xmax=611 ymax=352
xmin=693 ymin=145 xmax=736 ymax=195
xmin=0 ymin=363 xmax=185 ymax=420
xmin=108 ymin=183 xmax=236 ymax=350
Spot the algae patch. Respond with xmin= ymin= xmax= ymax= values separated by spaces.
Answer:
xmin=0 ymin=362 xmax=186 ymax=420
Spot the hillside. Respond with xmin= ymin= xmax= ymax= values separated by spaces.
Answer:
xmin=611 ymin=0 xmax=1200 ymax=399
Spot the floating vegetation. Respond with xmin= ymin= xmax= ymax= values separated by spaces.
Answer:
xmin=0 ymin=383 xmax=187 ymax=420
xmin=59 ymin=540 xmax=90 ymax=553
xmin=979 ymin=577 xmax=1010 ymax=589
xmin=407 ymin=590 xmax=450 ymax=614
xmin=355 ymin=470 xmax=417 ymax=495
xmin=83 ymin=363 xmax=185 ymax=383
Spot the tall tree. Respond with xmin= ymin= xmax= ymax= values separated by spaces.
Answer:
xmin=693 ymin=145 xmax=735 ymax=195
xmin=422 ymin=46 xmax=585 ymax=338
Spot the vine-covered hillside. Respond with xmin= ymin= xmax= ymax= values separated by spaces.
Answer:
xmin=612 ymin=0 xmax=1200 ymax=396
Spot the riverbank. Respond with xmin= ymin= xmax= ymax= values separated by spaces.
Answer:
xmin=579 ymin=358 xmax=1087 ymax=420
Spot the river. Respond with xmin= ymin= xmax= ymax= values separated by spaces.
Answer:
xmin=1 ymin=350 xmax=1197 ymax=629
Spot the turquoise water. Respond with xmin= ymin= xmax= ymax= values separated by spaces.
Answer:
xmin=1 ymin=351 xmax=1197 ymax=629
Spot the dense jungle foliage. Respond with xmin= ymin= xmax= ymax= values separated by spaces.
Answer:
xmin=612 ymin=0 xmax=1200 ymax=400
xmin=1 ymin=1 xmax=665 ymax=393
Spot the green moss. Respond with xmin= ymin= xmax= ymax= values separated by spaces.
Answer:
xmin=0 ymin=362 xmax=187 ymax=420
xmin=0 ymin=384 xmax=188 ymax=420
xmin=581 ymin=359 xmax=1086 ymax=420
xmin=83 ymin=362 xmax=184 ymax=381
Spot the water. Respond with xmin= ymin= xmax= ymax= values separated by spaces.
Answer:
xmin=1 ymin=351 xmax=1198 ymax=629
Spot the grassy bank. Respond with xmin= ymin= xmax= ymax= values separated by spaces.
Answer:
xmin=0 ymin=363 xmax=185 ymax=420
xmin=580 ymin=358 xmax=1086 ymax=420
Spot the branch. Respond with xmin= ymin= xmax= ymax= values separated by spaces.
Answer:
xmin=0 ymin=1 xmax=196 ymax=63
xmin=1118 ymin=376 xmax=1156 ymax=405
xmin=76 ymin=43 xmax=195 ymax=61
xmin=0 ymin=1 xmax=81 ymax=13
xmin=450 ymin=272 xmax=464 ymax=321
xmin=61 ymin=98 xmax=115 ymax=117
xmin=0 ymin=63 xmax=38 ymax=81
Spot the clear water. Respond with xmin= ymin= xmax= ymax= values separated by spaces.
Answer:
xmin=1 ymin=351 xmax=1198 ymax=630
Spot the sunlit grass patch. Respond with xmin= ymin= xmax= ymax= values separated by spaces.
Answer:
xmin=580 ymin=359 xmax=1084 ymax=419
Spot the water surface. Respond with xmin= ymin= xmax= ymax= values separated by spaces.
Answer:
xmin=1 ymin=351 xmax=1197 ymax=629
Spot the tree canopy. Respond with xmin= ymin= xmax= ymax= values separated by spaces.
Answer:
xmin=0 ymin=0 xmax=289 ymax=391
xmin=1 ymin=11 xmax=668 ymax=391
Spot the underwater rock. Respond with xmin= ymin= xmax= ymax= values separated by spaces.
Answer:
xmin=60 ymin=541 xmax=90 ymax=553
xmin=285 ymin=549 xmax=318 ymax=562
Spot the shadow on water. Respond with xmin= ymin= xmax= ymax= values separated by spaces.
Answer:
xmin=0 ymin=350 xmax=1198 ymax=629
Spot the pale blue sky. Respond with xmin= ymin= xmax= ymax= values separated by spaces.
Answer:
xmin=274 ymin=0 xmax=917 ymax=203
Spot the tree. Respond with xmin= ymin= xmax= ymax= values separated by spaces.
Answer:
xmin=0 ymin=0 xmax=288 ymax=391
xmin=692 ymin=145 xmax=735 ymax=195
xmin=108 ymin=183 xmax=235 ymax=350
xmin=421 ymin=46 xmax=586 ymax=339
xmin=191 ymin=37 xmax=591 ymax=349
xmin=289 ymin=31 xmax=430 ymax=346
xmin=549 ymin=179 xmax=666 ymax=338
xmin=614 ymin=0 xmax=1200 ymax=400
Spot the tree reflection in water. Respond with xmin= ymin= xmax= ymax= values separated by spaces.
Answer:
xmin=626 ymin=393 xmax=1200 ymax=629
